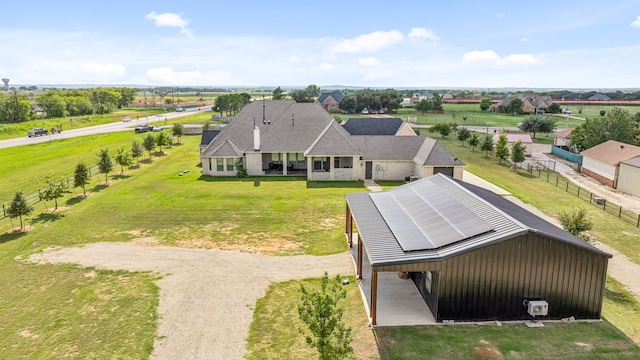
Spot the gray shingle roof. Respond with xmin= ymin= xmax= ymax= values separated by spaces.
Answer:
xmin=346 ymin=174 xmax=611 ymax=266
xmin=350 ymin=136 xmax=427 ymax=160
xmin=342 ymin=117 xmax=404 ymax=135
xmin=200 ymin=130 xmax=220 ymax=146
xmin=317 ymin=90 xmax=344 ymax=104
xmin=305 ymin=121 xmax=361 ymax=156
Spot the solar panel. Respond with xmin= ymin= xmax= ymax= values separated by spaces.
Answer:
xmin=370 ymin=181 xmax=494 ymax=251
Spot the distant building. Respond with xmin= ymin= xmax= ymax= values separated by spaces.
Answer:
xmin=588 ymin=94 xmax=611 ymax=101
xmin=317 ymin=90 xmax=344 ymax=113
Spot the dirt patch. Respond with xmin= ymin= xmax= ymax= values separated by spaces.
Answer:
xmin=19 ymin=329 xmax=39 ymax=338
xmin=574 ymin=342 xmax=593 ymax=351
xmin=474 ymin=345 xmax=504 ymax=359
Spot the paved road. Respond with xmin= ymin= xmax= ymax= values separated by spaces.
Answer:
xmin=0 ymin=106 xmax=211 ymax=150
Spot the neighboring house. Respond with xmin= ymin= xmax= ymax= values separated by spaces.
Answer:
xmin=588 ymin=94 xmax=611 ymax=101
xmin=493 ymin=133 xmax=533 ymax=156
xmin=199 ymin=129 xmax=220 ymax=154
xmin=580 ymin=140 xmax=640 ymax=188
xmin=317 ymin=90 xmax=344 ymax=113
xmin=491 ymin=93 xmax=553 ymax=113
xmin=345 ymin=174 xmax=611 ymax=325
xmin=442 ymin=93 xmax=454 ymax=100
xmin=553 ymin=129 xmax=573 ymax=147
xmin=617 ymin=156 xmax=640 ymax=197
xmin=200 ymin=100 xmax=465 ymax=181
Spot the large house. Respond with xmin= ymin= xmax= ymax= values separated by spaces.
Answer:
xmin=200 ymin=100 xmax=465 ymax=181
xmin=345 ymin=174 xmax=611 ymax=325
xmin=491 ymin=93 xmax=553 ymax=113
xmin=317 ymin=90 xmax=344 ymax=113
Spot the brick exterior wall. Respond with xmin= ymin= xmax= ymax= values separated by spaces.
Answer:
xmin=581 ymin=167 xmax=614 ymax=187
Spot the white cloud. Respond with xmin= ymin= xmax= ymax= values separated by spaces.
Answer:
xmin=408 ymin=27 xmax=439 ymax=42
xmin=319 ymin=63 xmax=335 ymax=71
xmin=632 ymin=15 xmax=640 ymax=29
xmin=520 ymin=37 xmax=528 ymax=42
xmin=462 ymin=50 xmax=500 ymax=63
xmin=330 ymin=30 xmax=404 ymax=53
xmin=144 ymin=67 xmax=202 ymax=84
xmin=496 ymin=12 xmax=504 ymax=17
xmin=145 ymin=12 xmax=193 ymax=36
xmin=358 ymin=57 xmax=380 ymax=66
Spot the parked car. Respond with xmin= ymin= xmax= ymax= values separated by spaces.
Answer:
xmin=176 ymin=107 xmax=185 ymax=112
xmin=152 ymin=126 xmax=163 ymax=132
xmin=361 ymin=108 xmax=369 ymax=115
xmin=536 ymin=109 xmax=545 ymax=114
xmin=134 ymin=125 xmax=153 ymax=133
xmin=562 ymin=109 xmax=572 ymax=114
xmin=27 ymin=128 xmax=48 ymax=137
xmin=122 ymin=117 xmax=131 ymax=122
xmin=378 ymin=109 xmax=385 ymax=114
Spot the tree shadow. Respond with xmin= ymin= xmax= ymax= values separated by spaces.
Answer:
xmin=0 ymin=230 xmax=27 ymax=244
xmin=66 ymin=195 xmax=87 ymax=206
xmin=141 ymin=158 xmax=153 ymax=164
xmin=153 ymin=151 xmax=167 ymax=157
xmin=112 ymin=173 xmax=132 ymax=180
xmin=91 ymin=184 xmax=109 ymax=193
xmin=31 ymin=211 xmax=66 ymax=225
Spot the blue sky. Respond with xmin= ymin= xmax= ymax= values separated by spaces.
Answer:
xmin=2 ymin=0 xmax=640 ymax=89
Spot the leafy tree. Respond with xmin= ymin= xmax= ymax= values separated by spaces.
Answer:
xmin=131 ymin=140 xmax=144 ymax=166
xmin=431 ymin=93 xmax=443 ymax=110
xmin=7 ymin=191 xmax=34 ymax=231
xmin=415 ymin=99 xmax=433 ymax=114
xmin=74 ymin=162 xmax=90 ymax=196
xmin=115 ymin=147 xmax=133 ymax=174
xmin=468 ymin=133 xmax=480 ymax=151
xmin=480 ymin=134 xmax=494 ymax=157
xmin=36 ymin=92 xmax=67 ymax=118
xmin=510 ymin=140 xmax=526 ymax=170
xmin=97 ymin=148 xmax=113 ymax=184
xmin=0 ymin=92 xmax=32 ymax=123
xmin=291 ymin=89 xmax=314 ymax=103
xmin=570 ymin=107 xmax=638 ymax=151
xmin=40 ymin=175 xmax=71 ymax=210
xmin=338 ymin=95 xmax=357 ymax=113
xmin=143 ymin=134 xmax=156 ymax=159
xmin=558 ymin=208 xmax=593 ymax=240
xmin=90 ymin=88 xmax=121 ymax=114
xmin=429 ymin=123 xmax=450 ymax=138
xmin=599 ymin=110 xmax=606 ymax=117
xmin=156 ymin=132 xmax=169 ymax=153
xmin=214 ymin=94 xmax=231 ymax=116
xmin=298 ymin=273 xmax=353 ymax=360
xmin=305 ymin=84 xmax=321 ymax=98
xmin=504 ymin=98 xmax=523 ymax=115
xmin=457 ymin=128 xmax=471 ymax=146
xmin=272 ymin=86 xmax=285 ymax=100
xmin=519 ymin=114 xmax=556 ymax=139
xmin=546 ymin=102 xmax=561 ymax=113
xmin=479 ymin=98 xmax=492 ymax=111
xmin=494 ymin=132 xmax=510 ymax=164
xmin=115 ymin=88 xmax=138 ymax=108
xmin=172 ymin=123 xmax=184 ymax=144
xmin=234 ymin=158 xmax=248 ymax=178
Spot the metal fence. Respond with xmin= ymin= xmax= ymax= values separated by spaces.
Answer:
xmin=526 ymin=162 xmax=640 ymax=227
xmin=1 ymin=165 xmax=101 ymax=220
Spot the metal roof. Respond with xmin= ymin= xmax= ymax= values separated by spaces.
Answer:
xmin=346 ymin=173 xmax=611 ymax=266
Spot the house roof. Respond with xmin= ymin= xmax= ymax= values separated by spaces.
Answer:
xmin=554 ymin=129 xmax=573 ymax=139
xmin=305 ymin=121 xmax=361 ymax=156
xmin=201 ymin=100 xmax=334 ymax=157
xmin=581 ymin=140 xmax=640 ymax=165
xmin=317 ymin=90 xmax=344 ymax=104
xmin=588 ymin=94 xmax=611 ymax=101
xmin=493 ymin=93 xmax=553 ymax=108
xmin=621 ymin=155 xmax=640 ymax=168
xmin=342 ymin=117 xmax=404 ymax=135
xmin=200 ymin=130 xmax=220 ymax=146
xmin=345 ymin=174 xmax=610 ymax=266
xmin=493 ymin=134 xmax=533 ymax=143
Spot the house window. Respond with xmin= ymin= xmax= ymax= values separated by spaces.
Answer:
xmin=313 ymin=157 xmax=330 ymax=172
xmin=334 ymin=157 xmax=353 ymax=169
xmin=216 ymin=158 xmax=224 ymax=171
xmin=424 ymin=271 xmax=432 ymax=294
xmin=289 ymin=152 xmax=305 ymax=167
xmin=226 ymin=158 xmax=235 ymax=172
xmin=271 ymin=153 xmax=282 ymax=165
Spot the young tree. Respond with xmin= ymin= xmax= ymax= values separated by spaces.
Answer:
xmin=519 ymin=114 xmax=556 ymax=139
xmin=143 ymin=134 xmax=156 ymax=159
xmin=510 ymin=140 xmax=526 ymax=171
xmin=172 ymin=123 xmax=184 ymax=144
xmin=156 ymin=131 xmax=169 ymax=153
xmin=480 ymin=134 xmax=494 ymax=157
xmin=40 ymin=175 xmax=70 ymax=210
xmin=494 ymin=132 xmax=510 ymax=164
xmin=234 ymin=158 xmax=248 ymax=178
xmin=298 ymin=273 xmax=353 ymax=360
xmin=429 ymin=123 xmax=450 ymax=138
xmin=7 ymin=191 xmax=34 ymax=231
xmin=558 ymin=208 xmax=593 ymax=241
xmin=467 ymin=133 xmax=480 ymax=151
xmin=272 ymin=86 xmax=285 ymax=100
xmin=115 ymin=147 xmax=133 ymax=174
xmin=479 ymin=98 xmax=492 ymax=111
xmin=74 ymin=162 xmax=90 ymax=196
xmin=131 ymin=140 xmax=144 ymax=166
xmin=457 ymin=127 xmax=471 ymax=146
xmin=97 ymin=148 xmax=113 ymax=184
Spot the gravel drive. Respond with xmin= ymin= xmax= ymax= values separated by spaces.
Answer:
xmin=31 ymin=242 xmax=355 ymax=360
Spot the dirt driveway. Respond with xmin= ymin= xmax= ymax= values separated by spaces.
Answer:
xmin=30 ymin=242 xmax=354 ymax=360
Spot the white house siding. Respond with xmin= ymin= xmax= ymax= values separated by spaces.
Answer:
xmin=416 ymin=166 xmax=464 ymax=180
xmin=307 ymin=156 xmax=359 ymax=181
xmin=554 ymin=137 xmax=570 ymax=147
xmin=582 ymin=157 xmax=616 ymax=181
xmin=395 ymin=124 xmax=417 ymax=136
xmin=617 ymin=163 xmax=640 ymax=197
xmin=201 ymin=157 xmax=239 ymax=176
xmin=246 ymin=153 xmax=264 ymax=176
xmin=370 ymin=161 xmax=414 ymax=181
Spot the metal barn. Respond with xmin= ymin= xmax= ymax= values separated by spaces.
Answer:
xmin=345 ymin=174 xmax=611 ymax=324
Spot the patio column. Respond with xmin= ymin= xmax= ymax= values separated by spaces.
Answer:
xmin=371 ymin=270 xmax=378 ymax=325
xmin=282 ymin=152 xmax=288 ymax=175
xmin=346 ymin=204 xmax=352 ymax=248
xmin=357 ymin=235 xmax=363 ymax=279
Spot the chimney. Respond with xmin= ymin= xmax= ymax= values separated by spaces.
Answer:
xmin=291 ymin=114 xmax=294 ymax=126
xmin=253 ymin=126 xmax=260 ymax=151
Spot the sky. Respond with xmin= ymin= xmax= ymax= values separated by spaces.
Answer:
xmin=2 ymin=0 xmax=640 ymax=89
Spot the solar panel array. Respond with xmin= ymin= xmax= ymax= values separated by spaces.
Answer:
xmin=369 ymin=180 xmax=494 ymax=251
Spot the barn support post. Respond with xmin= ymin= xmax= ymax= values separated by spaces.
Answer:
xmin=345 ymin=203 xmax=352 ymax=248
xmin=357 ymin=235 xmax=363 ymax=279
xmin=371 ymin=270 xmax=378 ymax=326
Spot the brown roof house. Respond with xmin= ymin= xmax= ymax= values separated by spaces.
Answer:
xmin=492 ymin=93 xmax=553 ymax=113
xmin=580 ymin=140 xmax=640 ymax=188
xmin=200 ymin=100 xmax=465 ymax=181
xmin=317 ymin=90 xmax=344 ymax=113
xmin=553 ymin=129 xmax=573 ymax=147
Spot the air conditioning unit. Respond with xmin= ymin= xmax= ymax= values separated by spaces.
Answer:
xmin=527 ymin=300 xmax=549 ymax=316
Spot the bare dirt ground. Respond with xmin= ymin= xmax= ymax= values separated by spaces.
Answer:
xmin=30 ymin=242 xmax=355 ymax=360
